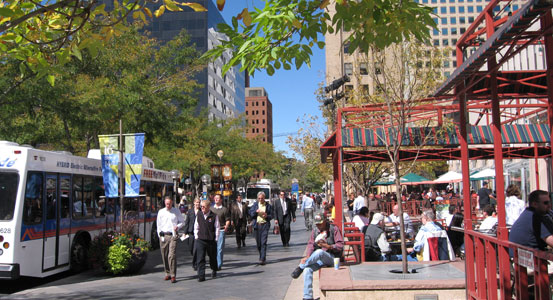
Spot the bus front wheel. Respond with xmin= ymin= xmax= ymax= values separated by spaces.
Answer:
xmin=71 ymin=237 xmax=89 ymax=272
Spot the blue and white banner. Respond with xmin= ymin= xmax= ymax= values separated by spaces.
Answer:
xmin=98 ymin=133 xmax=145 ymax=198
xmin=98 ymin=135 xmax=119 ymax=198
xmin=124 ymin=134 xmax=144 ymax=197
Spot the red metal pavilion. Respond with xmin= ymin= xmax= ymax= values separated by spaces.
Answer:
xmin=320 ymin=0 xmax=553 ymax=298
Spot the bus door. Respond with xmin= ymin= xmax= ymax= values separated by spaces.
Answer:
xmin=57 ymin=175 xmax=71 ymax=266
xmin=43 ymin=174 xmax=69 ymax=271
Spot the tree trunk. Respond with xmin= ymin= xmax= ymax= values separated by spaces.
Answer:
xmin=394 ymin=163 xmax=409 ymax=274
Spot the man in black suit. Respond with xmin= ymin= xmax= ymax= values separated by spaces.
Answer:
xmin=183 ymin=198 xmax=200 ymax=270
xmin=274 ymin=191 xmax=296 ymax=247
xmin=231 ymin=195 xmax=249 ymax=248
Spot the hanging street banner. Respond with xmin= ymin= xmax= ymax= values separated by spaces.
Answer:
xmin=99 ymin=135 xmax=119 ymax=198
xmin=98 ymin=133 xmax=145 ymax=198
xmin=124 ymin=134 xmax=144 ymax=197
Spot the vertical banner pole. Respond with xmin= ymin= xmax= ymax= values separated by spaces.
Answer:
xmin=119 ymin=120 xmax=124 ymax=232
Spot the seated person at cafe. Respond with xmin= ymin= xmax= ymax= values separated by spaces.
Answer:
xmin=352 ymin=207 xmax=370 ymax=231
xmin=402 ymin=210 xmax=447 ymax=261
xmin=478 ymin=205 xmax=497 ymax=232
xmin=509 ymin=190 xmax=553 ymax=251
xmin=385 ymin=204 xmax=414 ymax=238
xmin=447 ymin=212 xmax=465 ymax=256
xmin=363 ymin=212 xmax=391 ymax=261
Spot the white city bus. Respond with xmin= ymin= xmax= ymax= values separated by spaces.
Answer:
xmin=245 ymin=179 xmax=280 ymax=207
xmin=0 ymin=141 xmax=173 ymax=279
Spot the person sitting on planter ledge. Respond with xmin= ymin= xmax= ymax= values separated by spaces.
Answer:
xmin=291 ymin=212 xmax=343 ymax=300
xmin=157 ymin=196 xmax=185 ymax=283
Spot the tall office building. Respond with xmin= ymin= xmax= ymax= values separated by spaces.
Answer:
xmin=142 ymin=0 xmax=245 ymax=121
xmin=325 ymin=0 xmax=526 ymax=93
xmin=245 ymin=87 xmax=273 ymax=144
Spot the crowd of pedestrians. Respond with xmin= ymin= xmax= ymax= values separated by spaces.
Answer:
xmin=156 ymin=190 xmax=308 ymax=283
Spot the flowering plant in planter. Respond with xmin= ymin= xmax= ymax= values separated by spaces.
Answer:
xmin=89 ymin=231 xmax=151 ymax=275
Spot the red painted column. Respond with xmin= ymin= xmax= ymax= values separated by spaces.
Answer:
xmin=485 ymin=10 xmax=511 ymax=299
xmin=541 ymin=11 xmax=553 ymax=191
xmin=333 ymin=109 xmax=343 ymax=230
xmin=457 ymin=37 xmax=475 ymax=298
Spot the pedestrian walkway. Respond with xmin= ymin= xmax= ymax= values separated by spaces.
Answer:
xmin=3 ymin=208 xmax=320 ymax=300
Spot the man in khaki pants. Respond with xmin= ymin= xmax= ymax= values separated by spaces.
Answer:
xmin=157 ymin=196 xmax=185 ymax=283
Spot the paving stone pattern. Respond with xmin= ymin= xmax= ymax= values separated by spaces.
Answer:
xmin=2 ymin=208 xmax=317 ymax=300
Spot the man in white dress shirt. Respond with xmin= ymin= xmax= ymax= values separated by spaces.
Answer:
xmin=353 ymin=192 xmax=366 ymax=215
xmin=156 ymin=196 xmax=185 ymax=283
xmin=385 ymin=204 xmax=414 ymax=238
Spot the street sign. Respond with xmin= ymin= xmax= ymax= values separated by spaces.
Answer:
xmin=517 ymin=248 xmax=534 ymax=269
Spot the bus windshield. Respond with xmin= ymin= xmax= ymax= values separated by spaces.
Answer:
xmin=0 ymin=172 xmax=19 ymax=220
xmin=247 ymin=187 xmax=269 ymax=200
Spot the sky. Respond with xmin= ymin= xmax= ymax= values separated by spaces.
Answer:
xmin=216 ymin=0 xmax=326 ymax=158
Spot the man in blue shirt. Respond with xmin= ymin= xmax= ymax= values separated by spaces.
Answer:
xmin=509 ymin=190 xmax=553 ymax=250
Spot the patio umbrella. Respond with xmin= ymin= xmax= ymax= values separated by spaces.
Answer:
xmin=432 ymin=171 xmax=463 ymax=184
xmin=470 ymin=168 xmax=496 ymax=180
xmin=400 ymin=173 xmax=430 ymax=185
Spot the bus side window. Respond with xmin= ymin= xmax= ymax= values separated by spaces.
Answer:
xmin=144 ymin=182 xmax=151 ymax=212
xmin=24 ymin=172 xmax=43 ymax=225
xmin=83 ymin=177 xmax=94 ymax=218
xmin=94 ymin=177 xmax=105 ymax=217
xmin=60 ymin=176 xmax=70 ymax=219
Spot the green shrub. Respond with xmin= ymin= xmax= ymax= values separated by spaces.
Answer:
xmin=106 ymin=244 xmax=132 ymax=274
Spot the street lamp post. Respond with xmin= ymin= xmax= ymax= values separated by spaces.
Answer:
xmin=217 ymin=150 xmax=224 ymax=203
xmin=184 ymin=177 xmax=192 ymax=202
xmin=201 ymin=174 xmax=211 ymax=200
xmin=170 ymin=170 xmax=180 ymax=206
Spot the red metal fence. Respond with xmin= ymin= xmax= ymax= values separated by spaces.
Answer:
xmin=464 ymin=229 xmax=553 ymax=299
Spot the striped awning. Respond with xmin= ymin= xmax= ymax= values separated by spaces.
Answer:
xmin=341 ymin=124 xmax=550 ymax=147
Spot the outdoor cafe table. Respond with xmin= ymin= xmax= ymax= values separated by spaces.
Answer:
xmin=388 ymin=239 xmax=415 ymax=255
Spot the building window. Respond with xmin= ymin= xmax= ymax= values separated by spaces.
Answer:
xmin=443 ymin=39 xmax=449 ymax=46
xmin=374 ymin=63 xmax=382 ymax=74
xmin=460 ymin=17 xmax=466 ymax=24
xmin=442 ymin=28 xmax=448 ymax=35
xmin=441 ymin=17 xmax=447 ymax=25
xmin=263 ymin=119 xmax=265 ymax=124
xmin=460 ymin=27 xmax=466 ymax=34
xmin=450 ymin=17 xmax=456 ymax=25
xmin=433 ymin=18 xmax=438 ymax=25
xmin=343 ymin=42 xmax=351 ymax=54
xmin=246 ymin=111 xmax=248 ymax=115
xmin=262 ymin=101 xmax=265 ymax=106
xmin=445 ymin=71 xmax=451 ymax=77
xmin=361 ymin=85 xmax=369 ymax=96
xmin=468 ymin=6 xmax=473 ymax=13
xmin=451 ymin=27 xmax=457 ymax=35
xmin=444 ymin=61 xmax=450 ymax=68
xmin=263 ymin=128 xmax=265 ymax=133
xmin=450 ymin=6 xmax=456 ymax=13
xmin=453 ymin=61 xmax=457 ymax=67
xmin=344 ymin=63 xmax=353 ymax=75
xmin=256 ymin=101 xmax=259 ymax=106
xmin=477 ymin=5 xmax=482 ymax=12
xmin=434 ymin=39 xmax=440 ymax=46
xmin=433 ymin=28 xmax=440 ymax=36
xmin=440 ymin=7 xmax=446 ymax=14
xmin=452 ymin=38 xmax=457 ymax=45
xmin=433 ymin=7 xmax=437 ymax=14
xmin=256 ymin=119 xmax=259 ymax=124
xmin=262 ymin=110 xmax=265 ymax=115
xmin=359 ymin=63 xmax=368 ymax=75
xmin=452 ymin=50 xmax=456 ymax=57
xmin=245 ymin=102 xmax=248 ymax=106
xmin=459 ymin=6 xmax=465 ymax=13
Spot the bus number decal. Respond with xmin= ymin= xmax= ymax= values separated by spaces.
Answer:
xmin=0 ymin=228 xmax=11 ymax=234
